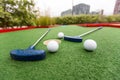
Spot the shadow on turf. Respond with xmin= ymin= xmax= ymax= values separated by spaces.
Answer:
xmin=84 ymin=49 xmax=94 ymax=52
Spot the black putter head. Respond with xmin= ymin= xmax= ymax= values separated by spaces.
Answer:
xmin=64 ymin=36 xmax=82 ymax=42
xmin=10 ymin=47 xmax=46 ymax=61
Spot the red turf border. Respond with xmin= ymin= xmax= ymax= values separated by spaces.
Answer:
xmin=0 ymin=25 xmax=56 ymax=33
xmin=0 ymin=23 xmax=120 ymax=34
xmin=0 ymin=27 xmax=34 ymax=33
xmin=78 ymin=23 xmax=120 ymax=28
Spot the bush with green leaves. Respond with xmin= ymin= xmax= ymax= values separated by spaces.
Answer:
xmin=34 ymin=16 xmax=56 ymax=27
xmin=55 ymin=15 xmax=120 ymax=25
xmin=114 ymin=15 xmax=120 ymax=22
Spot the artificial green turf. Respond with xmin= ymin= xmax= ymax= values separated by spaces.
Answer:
xmin=0 ymin=25 xmax=120 ymax=80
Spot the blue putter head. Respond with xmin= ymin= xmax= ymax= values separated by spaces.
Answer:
xmin=10 ymin=29 xmax=51 ymax=61
xmin=10 ymin=48 xmax=46 ymax=61
xmin=64 ymin=27 xmax=103 ymax=42
xmin=64 ymin=36 xmax=82 ymax=42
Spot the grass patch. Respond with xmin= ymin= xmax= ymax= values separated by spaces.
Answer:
xmin=0 ymin=25 xmax=120 ymax=80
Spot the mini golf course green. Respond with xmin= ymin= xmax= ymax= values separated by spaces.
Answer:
xmin=0 ymin=25 xmax=120 ymax=80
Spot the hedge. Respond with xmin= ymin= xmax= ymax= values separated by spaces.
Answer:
xmin=55 ymin=15 xmax=120 ymax=25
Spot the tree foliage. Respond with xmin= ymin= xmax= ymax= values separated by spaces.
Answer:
xmin=0 ymin=0 xmax=37 ymax=28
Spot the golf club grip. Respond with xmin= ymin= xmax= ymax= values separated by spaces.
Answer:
xmin=79 ymin=27 xmax=102 ymax=37
xmin=32 ymin=29 xmax=50 ymax=47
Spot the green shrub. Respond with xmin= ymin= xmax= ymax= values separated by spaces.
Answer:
xmin=114 ymin=15 xmax=120 ymax=22
xmin=34 ymin=16 xmax=55 ymax=26
xmin=106 ymin=15 xmax=117 ymax=22
xmin=55 ymin=14 xmax=120 ymax=25
xmin=50 ymin=17 xmax=56 ymax=25
xmin=39 ymin=16 xmax=50 ymax=26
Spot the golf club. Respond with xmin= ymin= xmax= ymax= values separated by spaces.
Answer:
xmin=10 ymin=29 xmax=50 ymax=61
xmin=64 ymin=27 xmax=102 ymax=42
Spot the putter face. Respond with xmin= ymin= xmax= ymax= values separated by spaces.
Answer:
xmin=64 ymin=36 xmax=82 ymax=42
xmin=10 ymin=49 xmax=46 ymax=61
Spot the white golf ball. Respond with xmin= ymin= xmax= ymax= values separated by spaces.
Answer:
xmin=83 ymin=39 xmax=97 ymax=51
xmin=47 ymin=40 xmax=59 ymax=52
xmin=58 ymin=32 xmax=64 ymax=38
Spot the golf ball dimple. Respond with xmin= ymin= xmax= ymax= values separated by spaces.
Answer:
xmin=58 ymin=32 xmax=64 ymax=38
xmin=47 ymin=40 xmax=59 ymax=52
xmin=83 ymin=39 xmax=97 ymax=51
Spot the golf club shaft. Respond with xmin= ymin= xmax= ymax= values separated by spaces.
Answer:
xmin=79 ymin=27 xmax=102 ymax=37
xmin=32 ymin=29 xmax=50 ymax=48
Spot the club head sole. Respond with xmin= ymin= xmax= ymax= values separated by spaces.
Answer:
xmin=10 ymin=49 xmax=46 ymax=61
xmin=64 ymin=36 xmax=82 ymax=42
